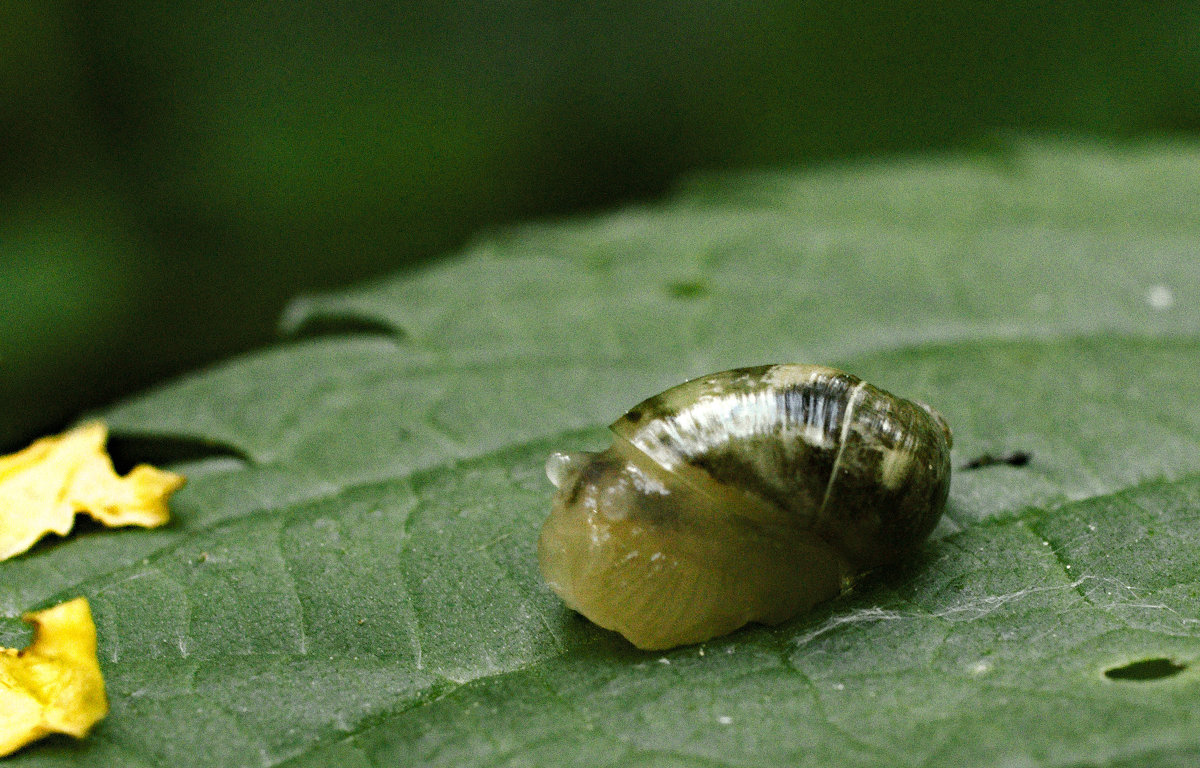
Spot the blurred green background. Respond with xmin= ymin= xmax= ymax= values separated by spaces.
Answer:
xmin=3 ymin=1 xmax=1200 ymax=450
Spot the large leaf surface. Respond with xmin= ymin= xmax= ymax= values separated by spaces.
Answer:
xmin=4 ymin=142 xmax=1200 ymax=767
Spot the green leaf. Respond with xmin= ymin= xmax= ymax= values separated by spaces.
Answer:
xmin=5 ymin=141 xmax=1200 ymax=767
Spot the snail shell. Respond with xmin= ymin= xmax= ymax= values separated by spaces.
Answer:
xmin=538 ymin=364 xmax=952 ymax=650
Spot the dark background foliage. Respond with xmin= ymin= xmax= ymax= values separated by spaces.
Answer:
xmin=3 ymin=1 xmax=1199 ymax=450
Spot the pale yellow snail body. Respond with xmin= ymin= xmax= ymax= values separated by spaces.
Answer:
xmin=538 ymin=364 xmax=953 ymax=650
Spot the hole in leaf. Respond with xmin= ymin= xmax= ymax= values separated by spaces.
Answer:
xmin=1104 ymin=657 xmax=1186 ymax=681
xmin=960 ymin=450 xmax=1032 ymax=471
xmin=282 ymin=311 xmax=403 ymax=342
xmin=665 ymin=280 xmax=709 ymax=299
xmin=108 ymin=433 xmax=251 ymax=474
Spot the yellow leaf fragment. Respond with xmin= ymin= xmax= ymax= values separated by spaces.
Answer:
xmin=0 ymin=598 xmax=108 ymax=757
xmin=0 ymin=422 xmax=185 ymax=561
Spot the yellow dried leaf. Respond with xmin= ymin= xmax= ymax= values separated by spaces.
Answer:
xmin=0 ymin=598 xmax=108 ymax=757
xmin=0 ymin=422 xmax=185 ymax=561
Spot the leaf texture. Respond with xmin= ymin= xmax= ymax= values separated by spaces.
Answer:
xmin=4 ymin=141 xmax=1200 ymax=767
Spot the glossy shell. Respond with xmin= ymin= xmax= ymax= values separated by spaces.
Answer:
xmin=537 ymin=364 xmax=953 ymax=650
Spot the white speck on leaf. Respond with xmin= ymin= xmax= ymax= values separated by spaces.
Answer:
xmin=1146 ymin=284 xmax=1175 ymax=310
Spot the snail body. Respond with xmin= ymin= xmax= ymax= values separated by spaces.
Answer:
xmin=538 ymin=364 xmax=952 ymax=650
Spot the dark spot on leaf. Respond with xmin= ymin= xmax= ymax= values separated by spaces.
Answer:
xmin=1104 ymin=657 xmax=1186 ymax=681
xmin=665 ymin=280 xmax=709 ymax=299
xmin=960 ymin=450 xmax=1032 ymax=471
xmin=1005 ymin=451 xmax=1031 ymax=467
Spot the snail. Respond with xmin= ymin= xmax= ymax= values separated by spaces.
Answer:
xmin=538 ymin=364 xmax=952 ymax=650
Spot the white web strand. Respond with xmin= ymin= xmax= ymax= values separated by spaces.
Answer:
xmin=791 ymin=575 xmax=1197 ymax=650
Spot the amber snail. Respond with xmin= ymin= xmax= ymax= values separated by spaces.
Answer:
xmin=538 ymin=364 xmax=953 ymax=650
